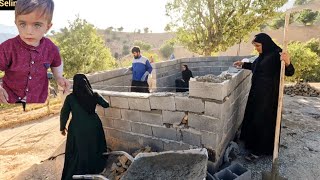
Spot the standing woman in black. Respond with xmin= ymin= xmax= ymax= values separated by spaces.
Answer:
xmin=60 ymin=74 xmax=109 ymax=179
xmin=233 ymin=33 xmax=295 ymax=158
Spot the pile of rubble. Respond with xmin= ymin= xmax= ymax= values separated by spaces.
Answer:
xmin=103 ymin=146 xmax=152 ymax=180
xmin=284 ymin=83 xmax=320 ymax=97
xmin=195 ymin=73 xmax=233 ymax=83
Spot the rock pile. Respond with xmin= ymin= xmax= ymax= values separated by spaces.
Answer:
xmin=195 ymin=73 xmax=232 ymax=83
xmin=284 ymin=83 xmax=320 ymax=97
xmin=103 ymin=146 xmax=152 ymax=180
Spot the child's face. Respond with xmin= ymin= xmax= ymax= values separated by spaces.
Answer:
xmin=15 ymin=10 xmax=52 ymax=47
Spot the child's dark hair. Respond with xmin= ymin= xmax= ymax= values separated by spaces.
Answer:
xmin=15 ymin=0 xmax=54 ymax=23
xmin=131 ymin=46 xmax=141 ymax=53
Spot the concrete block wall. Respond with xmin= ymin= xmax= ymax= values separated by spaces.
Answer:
xmin=86 ymin=56 xmax=250 ymax=93
xmin=86 ymin=68 xmax=132 ymax=92
xmin=95 ymin=67 xmax=252 ymax=167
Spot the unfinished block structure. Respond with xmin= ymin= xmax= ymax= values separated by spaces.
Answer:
xmin=90 ymin=56 xmax=252 ymax=169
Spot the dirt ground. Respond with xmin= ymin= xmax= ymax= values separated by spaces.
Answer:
xmin=0 ymin=115 xmax=66 ymax=180
xmin=234 ymin=95 xmax=320 ymax=180
xmin=0 ymin=95 xmax=319 ymax=180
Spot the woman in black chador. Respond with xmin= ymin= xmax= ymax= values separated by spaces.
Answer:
xmin=233 ymin=33 xmax=295 ymax=158
xmin=175 ymin=64 xmax=194 ymax=92
xmin=60 ymin=74 xmax=109 ymax=180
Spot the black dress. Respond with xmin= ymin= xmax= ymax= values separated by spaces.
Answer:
xmin=60 ymin=93 xmax=109 ymax=180
xmin=175 ymin=70 xmax=193 ymax=92
xmin=240 ymin=51 xmax=295 ymax=155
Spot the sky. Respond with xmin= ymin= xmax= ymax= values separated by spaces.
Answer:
xmin=0 ymin=0 xmax=171 ymax=33
xmin=0 ymin=0 xmax=295 ymax=34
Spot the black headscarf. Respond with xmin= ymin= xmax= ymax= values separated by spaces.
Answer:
xmin=73 ymin=74 xmax=97 ymax=114
xmin=182 ymin=65 xmax=193 ymax=82
xmin=252 ymin=33 xmax=282 ymax=56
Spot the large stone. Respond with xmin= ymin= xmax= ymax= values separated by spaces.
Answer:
xmin=175 ymin=96 xmax=205 ymax=113
xmin=122 ymin=149 xmax=208 ymax=180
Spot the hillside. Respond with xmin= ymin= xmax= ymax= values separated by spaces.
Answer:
xmin=220 ymin=25 xmax=320 ymax=56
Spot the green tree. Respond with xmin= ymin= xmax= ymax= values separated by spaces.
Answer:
xmin=287 ymin=41 xmax=320 ymax=81
xmin=105 ymin=26 xmax=113 ymax=34
xmin=269 ymin=13 xmax=296 ymax=30
xmin=133 ymin=40 xmax=152 ymax=51
xmin=305 ymin=38 xmax=320 ymax=56
xmin=294 ymin=0 xmax=312 ymax=5
xmin=164 ymin=24 xmax=171 ymax=32
xmin=166 ymin=0 xmax=287 ymax=55
xmin=51 ymin=17 xmax=116 ymax=78
xmin=160 ymin=41 xmax=174 ymax=59
xmin=118 ymin=27 xmax=124 ymax=32
xmin=144 ymin=27 xmax=149 ymax=33
xmin=297 ymin=9 xmax=319 ymax=26
xmin=122 ymin=45 xmax=130 ymax=56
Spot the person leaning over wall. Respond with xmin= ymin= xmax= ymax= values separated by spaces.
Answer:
xmin=233 ymin=33 xmax=295 ymax=161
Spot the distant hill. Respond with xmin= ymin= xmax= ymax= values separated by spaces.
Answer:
xmin=220 ymin=25 xmax=320 ymax=56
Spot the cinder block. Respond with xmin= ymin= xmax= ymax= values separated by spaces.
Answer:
xmin=179 ymin=129 xmax=202 ymax=147
xmin=113 ymin=119 xmax=131 ymax=131
xmin=131 ymin=122 xmax=153 ymax=136
xmin=105 ymin=108 xmax=121 ymax=119
xmin=214 ymin=169 xmax=237 ymax=180
xmin=140 ymin=110 xmax=163 ymax=125
xmin=105 ymin=128 xmax=138 ymax=142
xmin=121 ymin=109 xmax=141 ymax=122
xmin=188 ymin=113 xmax=220 ymax=132
xmin=101 ymin=117 xmax=113 ymax=128
xmin=214 ymin=163 xmax=251 ymax=180
xmin=110 ymin=96 xmax=129 ymax=109
xmin=175 ymin=96 xmax=205 ymax=113
xmin=189 ymin=81 xmax=228 ymax=101
xmin=163 ymin=141 xmax=192 ymax=151
xmin=162 ymin=111 xmax=185 ymax=124
xmin=149 ymin=95 xmax=176 ymax=111
xmin=152 ymin=126 xmax=178 ymax=141
xmin=128 ymin=97 xmax=151 ymax=111
xmin=201 ymin=131 xmax=218 ymax=149
xmin=205 ymin=101 xmax=223 ymax=119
